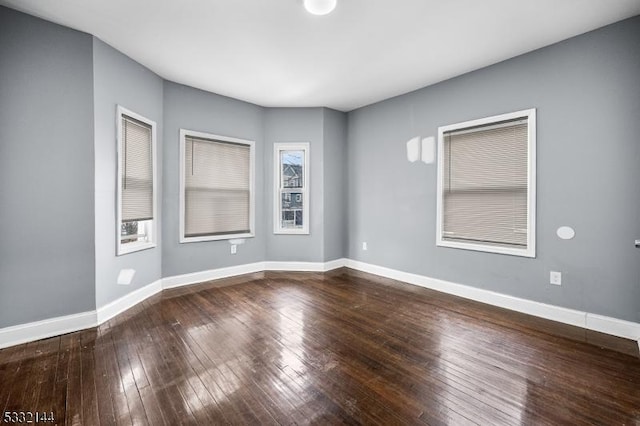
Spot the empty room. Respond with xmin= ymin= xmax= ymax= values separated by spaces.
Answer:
xmin=1 ymin=0 xmax=640 ymax=424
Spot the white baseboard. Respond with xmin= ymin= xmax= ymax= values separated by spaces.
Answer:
xmin=263 ymin=261 xmax=321 ymax=272
xmin=162 ymin=262 xmax=266 ymax=289
xmin=96 ymin=279 xmax=163 ymax=324
xmin=323 ymin=258 xmax=348 ymax=271
xmin=585 ymin=313 xmax=640 ymax=341
xmin=263 ymin=258 xmax=347 ymax=272
xmin=2 ymin=258 xmax=637 ymax=350
xmin=0 ymin=311 xmax=96 ymax=350
xmin=0 ymin=279 xmax=165 ymax=349
xmin=345 ymin=259 xmax=640 ymax=342
xmin=0 ymin=259 xmax=346 ymax=349
xmin=163 ymin=259 xmax=348 ymax=288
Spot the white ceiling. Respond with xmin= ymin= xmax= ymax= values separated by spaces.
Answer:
xmin=3 ymin=0 xmax=640 ymax=111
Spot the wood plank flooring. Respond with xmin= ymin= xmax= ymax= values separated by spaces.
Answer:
xmin=1 ymin=268 xmax=639 ymax=425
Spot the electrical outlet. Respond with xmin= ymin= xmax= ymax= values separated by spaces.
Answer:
xmin=550 ymin=271 xmax=562 ymax=286
xmin=362 ymin=242 xmax=368 ymax=251
xmin=231 ymin=244 xmax=237 ymax=254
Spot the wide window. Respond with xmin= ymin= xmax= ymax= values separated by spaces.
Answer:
xmin=180 ymin=130 xmax=255 ymax=243
xmin=274 ymin=143 xmax=310 ymax=234
xmin=436 ymin=109 xmax=536 ymax=257
xmin=116 ymin=106 xmax=157 ymax=255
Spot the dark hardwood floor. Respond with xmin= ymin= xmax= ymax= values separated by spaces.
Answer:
xmin=1 ymin=268 xmax=639 ymax=425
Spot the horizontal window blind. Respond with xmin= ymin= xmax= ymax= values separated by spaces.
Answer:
xmin=122 ymin=115 xmax=153 ymax=222
xmin=442 ymin=119 xmax=528 ymax=248
xmin=184 ymin=136 xmax=250 ymax=238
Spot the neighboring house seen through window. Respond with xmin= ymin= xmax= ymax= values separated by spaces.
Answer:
xmin=274 ymin=143 xmax=309 ymax=234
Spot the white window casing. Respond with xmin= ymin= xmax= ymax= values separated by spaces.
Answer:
xmin=116 ymin=105 xmax=158 ymax=256
xmin=274 ymin=143 xmax=310 ymax=235
xmin=179 ymin=129 xmax=255 ymax=243
xmin=436 ymin=109 xmax=536 ymax=257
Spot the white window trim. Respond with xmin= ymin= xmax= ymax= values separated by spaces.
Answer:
xmin=436 ymin=108 xmax=536 ymax=258
xmin=116 ymin=105 xmax=158 ymax=256
xmin=179 ymin=129 xmax=255 ymax=243
xmin=273 ymin=142 xmax=310 ymax=235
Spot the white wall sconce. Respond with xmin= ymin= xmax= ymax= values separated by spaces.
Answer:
xmin=406 ymin=135 xmax=435 ymax=164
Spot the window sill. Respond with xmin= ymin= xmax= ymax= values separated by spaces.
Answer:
xmin=117 ymin=241 xmax=156 ymax=256
xmin=180 ymin=232 xmax=255 ymax=244
xmin=436 ymin=239 xmax=535 ymax=258
xmin=274 ymin=229 xmax=310 ymax=235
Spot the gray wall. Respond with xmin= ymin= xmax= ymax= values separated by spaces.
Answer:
xmin=0 ymin=7 xmax=96 ymax=327
xmin=322 ymin=108 xmax=348 ymax=261
xmin=264 ymin=108 xmax=325 ymax=262
xmin=2 ymin=5 xmax=639 ymax=330
xmin=93 ymin=38 xmax=164 ymax=308
xmin=162 ymin=82 xmax=265 ymax=277
xmin=347 ymin=16 xmax=640 ymax=322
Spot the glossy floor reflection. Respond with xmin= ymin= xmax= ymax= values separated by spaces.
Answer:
xmin=1 ymin=269 xmax=639 ymax=425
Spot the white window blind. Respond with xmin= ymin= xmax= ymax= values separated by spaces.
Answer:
xmin=442 ymin=118 xmax=529 ymax=249
xmin=184 ymin=135 xmax=251 ymax=238
xmin=122 ymin=115 xmax=153 ymax=222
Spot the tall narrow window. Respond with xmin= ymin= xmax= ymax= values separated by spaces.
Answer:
xmin=180 ymin=130 xmax=255 ymax=243
xmin=274 ymin=143 xmax=309 ymax=234
xmin=436 ymin=109 xmax=536 ymax=257
xmin=116 ymin=106 xmax=157 ymax=255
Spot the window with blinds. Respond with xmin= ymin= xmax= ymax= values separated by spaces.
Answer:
xmin=116 ymin=106 xmax=157 ymax=256
xmin=437 ymin=109 xmax=536 ymax=257
xmin=180 ymin=130 xmax=255 ymax=242
xmin=122 ymin=116 xmax=153 ymax=222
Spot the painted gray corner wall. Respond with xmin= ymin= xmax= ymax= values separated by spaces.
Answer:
xmin=347 ymin=16 xmax=640 ymax=323
xmin=0 ymin=7 xmax=95 ymax=327
xmin=264 ymin=108 xmax=325 ymax=262
xmin=162 ymin=82 xmax=265 ymax=277
xmin=93 ymin=38 xmax=164 ymax=308
xmin=322 ymin=108 xmax=348 ymax=261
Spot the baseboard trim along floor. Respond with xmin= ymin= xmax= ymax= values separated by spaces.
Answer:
xmin=1 ymin=258 xmax=638 ymax=350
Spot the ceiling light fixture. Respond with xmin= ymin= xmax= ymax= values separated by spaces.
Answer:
xmin=304 ymin=0 xmax=337 ymax=15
